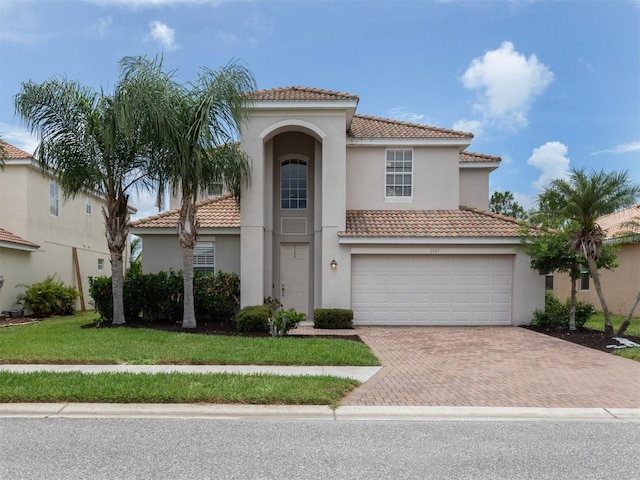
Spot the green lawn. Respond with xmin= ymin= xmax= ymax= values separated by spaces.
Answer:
xmin=0 ymin=311 xmax=379 ymax=366
xmin=0 ymin=371 xmax=358 ymax=406
xmin=584 ymin=313 xmax=640 ymax=361
xmin=0 ymin=311 xmax=377 ymax=405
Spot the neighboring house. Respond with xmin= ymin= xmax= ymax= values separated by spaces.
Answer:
xmin=0 ymin=142 xmax=118 ymax=313
xmin=131 ymin=87 xmax=544 ymax=326
xmin=552 ymin=204 xmax=640 ymax=316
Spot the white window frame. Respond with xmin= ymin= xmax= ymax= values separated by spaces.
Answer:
xmin=580 ymin=267 xmax=590 ymax=291
xmin=49 ymin=180 xmax=59 ymax=217
xmin=385 ymin=149 xmax=413 ymax=200
xmin=280 ymin=158 xmax=308 ymax=210
xmin=98 ymin=258 xmax=104 ymax=272
xmin=85 ymin=196 xmax=92 ymax=215
xmin=194 ymin=241 xmax=215 ymax=273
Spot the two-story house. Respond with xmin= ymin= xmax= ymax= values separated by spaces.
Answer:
xmin=131 ymin=87 xmax=544 ymax=326
xmin=0 ymin=142 xmax=115 ymax=313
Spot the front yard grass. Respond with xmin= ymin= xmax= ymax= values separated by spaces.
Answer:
xmin=0 ymin=311 xmax=377 ymax=405
xmin=584 ymin=313 xmax=640 ymax=361
xmin=0 ymin=311 xmax=379 ymax=366
xmin=0 ymin=371 xmax=358 ymax=406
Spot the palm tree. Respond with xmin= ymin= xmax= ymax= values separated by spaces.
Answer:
xmin=119 ymin=56 xmax=256 ymax=329
xmin=0 ymin=138 xmax=7 ymax=169
xmin=539 ymin=168 xmax=640 ymax=337
xmin=14 ymin=76 xmax=156 ymax=325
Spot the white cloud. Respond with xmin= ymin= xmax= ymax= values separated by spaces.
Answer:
xmin=216 ymin=30 xmax=237 ymax=44
xmin=526 ymin=141 xmax=571 ymax=192
xmin=97 ymin=17 xmax=112 ymax=37
xmin=460 ymin=41 xmax=554 ymax=131
xmin=452 ymin=119 xmax=483 ymax=138
xmin=148 ymin=20 xmax=177 ymax=51
xmin=0 ymin=123 xmax=39 ymax=155
xmin=590 ymin=141 xmax=640 ymax=155
xmin=387 ymin=107 xmax=427 ymax=124
xmin=245 ymin=12 xmax=274 ymax=35
xmin=130 ymin=190 xmax=165 ymax=221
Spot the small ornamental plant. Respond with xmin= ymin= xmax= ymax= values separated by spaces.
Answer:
xmin=268 ymin=307 xmax=306 ymax=337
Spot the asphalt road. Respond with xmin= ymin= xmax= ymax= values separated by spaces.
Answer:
xmin=1 ymin=417 xmax=638 ymax=479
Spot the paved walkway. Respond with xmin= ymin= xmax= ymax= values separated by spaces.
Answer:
xmin=297 ymin=325 xmax=640 ymax=408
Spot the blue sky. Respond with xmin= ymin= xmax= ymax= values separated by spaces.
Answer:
xmin=1 ymin=0 xmax=638 ymax=220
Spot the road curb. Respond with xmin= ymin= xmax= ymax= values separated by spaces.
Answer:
xmin=1 ymin=404 xmax=638 ymax=422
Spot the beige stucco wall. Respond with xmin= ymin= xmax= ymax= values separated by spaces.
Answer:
xmin=138 ymin=232 xmax=240 ymax=275
xmin=459 ymin=169 xmax=491 ymax=210
xmin=552 ymin=243 xmax=640 ymax=316
xmin=0 ymin=161 xmax=112 ymax=312
xmin=346 ymin=146 xmax=460 ymax=210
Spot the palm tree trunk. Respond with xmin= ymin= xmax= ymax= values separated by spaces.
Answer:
xmin=569 ymin=278 xmax=577 ymax=331
xmin=111 ymin=252 xmax=125 ymax=325
xmin=586 ymin=255 xmax=613 ymax=337
xmin=616 ymin=291 xmax=640 ymax=337
xmin=103 ymin=198 xmax=129 ymax=325
xmin=182 ymin=245 xmax=196 ymax=328
xmin=178 ymin=190 xmax=198 ymax=329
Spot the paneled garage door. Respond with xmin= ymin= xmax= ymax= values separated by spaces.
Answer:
xmin=351 ymin=255 xmax=512 ymax=325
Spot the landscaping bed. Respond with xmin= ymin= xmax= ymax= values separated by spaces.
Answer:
xmin=524 ymin=325 xmax=640 ymax=353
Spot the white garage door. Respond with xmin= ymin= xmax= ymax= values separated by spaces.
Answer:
xmin=351 ymin=255 xmax=512 ymax=325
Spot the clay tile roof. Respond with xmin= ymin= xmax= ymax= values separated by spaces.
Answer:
xmin=598 ymin=204 xmax=640 ymax=240
xmin=341 ymin=207 xmax=532 ymax=238
xmin=0 ymin=227 xmax=40 ymax=249
xmin=459 ymin=151 xmax=501 ymax=163
xmin=1 ymin=142 xmax=32 ymax=159
xmin=252 ymin=86 xmax=359 ymax=102
xmin=348 ymin=114 xmax=473 ymax=140
xmin=130 ymin=194 xmax=240 ymax=229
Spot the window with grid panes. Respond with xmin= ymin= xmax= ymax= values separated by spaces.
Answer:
xmin=385 ymin=149 xmax=413 ymax=197
xmin=281 ymin=159 xmax=308 ymax=209
xmin=194 ymin=242 xmax=215 ymax=273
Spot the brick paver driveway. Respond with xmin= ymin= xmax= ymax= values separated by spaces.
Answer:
xmin=300 ymin=326 xmax=640 ymax=408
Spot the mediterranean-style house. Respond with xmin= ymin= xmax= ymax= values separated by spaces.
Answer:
xmin=552 ymin=204 xmax=640 ymax=317
xmin=131 ymin=87 xmax=544 ymax=326
xmin=0 ymin=142 xmax=118 ymax=313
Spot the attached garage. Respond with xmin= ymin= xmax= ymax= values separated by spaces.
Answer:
xmin=351 ymin=254 xmax=513 ymax=325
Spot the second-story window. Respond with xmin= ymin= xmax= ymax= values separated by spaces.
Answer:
xmin=385 ymin=149 xmax=413 ymax=198
xmin=281 ymin=159 xmax=307 ymax=209
xmin=49 ymin=180 xmax=59 ymax=217
xmin=86 ymin=196 xmax=92 ymax=215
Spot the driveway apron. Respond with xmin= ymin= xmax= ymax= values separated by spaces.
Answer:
xmin=298 ymin=326 xmax=640 ymax=408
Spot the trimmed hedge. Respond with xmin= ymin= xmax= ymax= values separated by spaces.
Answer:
xmin=89 ymin=270 xmax=240 ymax=323
xmin=313 ymin=308 xmax=354 ymax=329
xmin=236 ymin=305 xmax=270 ymax=333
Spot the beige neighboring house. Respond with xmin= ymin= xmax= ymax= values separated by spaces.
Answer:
xmin=0 ymin=142 xmax=118 ymax=313
xmin=131 ymin=87 xmax=544 ymax=326
xmin=552 ymin=204 xmax=640 ymax=317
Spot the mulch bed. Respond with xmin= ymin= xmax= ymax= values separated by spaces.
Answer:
xmin=2 ymin=316 xmax=638 ymax=352
xmin=523 ymin=325 xmax=640 ymax=353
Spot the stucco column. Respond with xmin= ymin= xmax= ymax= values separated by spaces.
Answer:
xmin=320 ymin=123 xmax=350 ymax=308
xmin=240 ymin=135 xmax=265 ymax=308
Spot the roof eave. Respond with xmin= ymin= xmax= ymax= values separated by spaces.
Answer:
xmin=0 ymin=241 xmax=40 ymax=252
xmin=347 ymin=138 xmax=473 ymax=149
xmin=338 ymin=237 xmax=522 ymax=245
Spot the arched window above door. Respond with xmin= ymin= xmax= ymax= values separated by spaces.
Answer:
xmin=281 ymin=159 xmax=308 ymax=209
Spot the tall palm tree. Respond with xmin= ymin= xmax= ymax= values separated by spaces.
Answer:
xmin=119 ymin=56 xmax=256 ymax=329
xmin=14 ymin=76 xmax=156 ymax=325
xmin=539 ymin=168 xmax=640 ymax=336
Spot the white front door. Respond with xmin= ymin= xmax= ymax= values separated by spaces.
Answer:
xmin=280 ymin=244 xmax=309 ymax=315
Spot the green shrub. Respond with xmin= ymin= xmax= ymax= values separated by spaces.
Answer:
xmin=90 ymin=270 xmax=240 ymax=324
xmin=16 ymin=275 xmax=80 ymax=317
xmin=236 ymin=305 xmax=270 ymax=332
xmin=313 ymin=308 xmax=354 ymax=329
xmin=88 ymin=276 xmax=113 ymax=322
xmin=195 ymin=271 xmax=240 ymax=322
xmin=531 ymin=291 xmax=595 ymax=329
xmin=269 ymin=307 xmax=306 ymax=337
